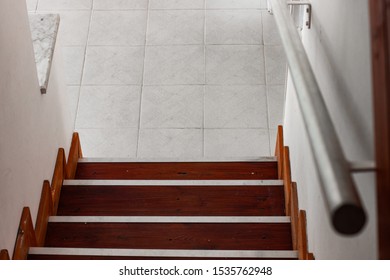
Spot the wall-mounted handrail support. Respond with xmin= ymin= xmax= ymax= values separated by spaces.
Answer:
xmin=268 ymin=1 xmax=312 ymax=29
xmin=269 ymin=0 xmax=367 ymax=235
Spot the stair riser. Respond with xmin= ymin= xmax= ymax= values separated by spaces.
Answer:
xmin=75 ymin=162 xmax=278 ymax=180
xmin=45 ymin=223 xmax=293 ymax=250
xmin=57 ymin=185 xmax=285 ymax=216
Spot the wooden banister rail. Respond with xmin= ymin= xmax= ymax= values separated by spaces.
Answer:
xmin=275 ymin=125 xmax=313 ymax=260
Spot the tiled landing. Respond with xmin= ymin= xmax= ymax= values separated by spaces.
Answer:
xmin=26 ymin=0 xmax=286 ymax=158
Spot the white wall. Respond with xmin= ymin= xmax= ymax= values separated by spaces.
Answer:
xmin=0 ymin=0 xmax=74 ymax=256
xmin=284 ymin=0 xmax=377 ymax=259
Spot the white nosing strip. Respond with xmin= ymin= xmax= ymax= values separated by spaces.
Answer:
xmin=29 ymin=248 xmax=298 ymax=259
xmin=63 ymin=180 xmax=284 ymax=186
xmin=78 ymin=157 xmax=277 ymax=163
xmin=48 ymin=216 xmax=291 ymax=223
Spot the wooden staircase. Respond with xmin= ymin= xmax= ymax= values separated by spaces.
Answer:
xmin=8 ymin=127 xmax=313 ymax=260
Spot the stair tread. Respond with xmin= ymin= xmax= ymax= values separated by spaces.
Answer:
xmin=45 ymin=222 xmax=292 ymax=250
xmin=49 ymin=216 xmax=291 ymax=223
xmin=64 ymin=179 xmax=284 ymax=186
xmin=79 ymin=157 xmax=277 ymax=163
xmin=29 ymin=247 xmax=298 ymax=260
xmin=57 ymin=184 xmax=285 ymax=216
xmin=75 ymin=162 xmax=278 ymax=180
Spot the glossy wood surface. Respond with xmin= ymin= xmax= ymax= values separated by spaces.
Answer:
xmin=75 ymin=162 xmax=278 ymax=180
xmin=35 ymin=181 xmax=53 ymax=246
xmin=45 ymin=222 xmax=292 ymax=250
xmin=57 ymin=185 xmax=285 ymax=216
xmin=13 ymin=207 xmax=37 ymax=260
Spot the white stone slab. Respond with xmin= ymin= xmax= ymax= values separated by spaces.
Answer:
xmin=28 ymin=13 xmax=60 ymax=93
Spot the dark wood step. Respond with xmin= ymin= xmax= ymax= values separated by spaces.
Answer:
xmin=44 ymin=222 xmax=292 ymax=250
xmin=75 ymin=162 xmax=278 ymax=180
xmin=28 ymin=248 xmax=298 ymax=260
xmin=57 ymin=184 xmax=285 ymax=216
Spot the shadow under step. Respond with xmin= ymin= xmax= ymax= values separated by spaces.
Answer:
xmin=44 ymin=216 xmax=292 ymax=250
xmin=28 ymin=248 xmax=298 ymax=260
xmin=75 ymin=159 xmax=278 ymax=180
xmin=58 ymin=180 xmax=285 ymax=216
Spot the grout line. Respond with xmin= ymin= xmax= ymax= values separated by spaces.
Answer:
xmin=71 ymin=3 xmax=93 ymax=130
xmin=63 ymin=43 xmax=270 ymax=47
xmin=135 ymin=0 xmax=151 ymax=158
xmin=260 ymin=13 xmax=272 ymax=156
xmin=203 ymin=0 xmax=207 ymax=158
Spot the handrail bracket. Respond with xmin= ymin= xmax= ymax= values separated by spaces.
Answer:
xmin=268 ymin=1 xmax=312 ymax=29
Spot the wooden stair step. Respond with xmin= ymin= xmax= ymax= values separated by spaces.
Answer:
xmin=44 ymin=221 xmax=293 ymax=250
xmin=57 ymin=180 xmax=285 ymax=216
xmin=75 ymin=160 xmax=278 ymax=180
xmin=28 ymin=248 xmax=298 ymax=260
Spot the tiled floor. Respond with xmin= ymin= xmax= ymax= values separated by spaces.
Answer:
xmin=27 ymin=0 xmax=286 ymax=158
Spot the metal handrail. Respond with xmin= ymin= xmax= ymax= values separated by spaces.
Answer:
xmin=269 ymin=0 xmax=366 ymax=234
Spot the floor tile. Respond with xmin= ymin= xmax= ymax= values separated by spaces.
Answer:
xmin=204 ymin=129 xmax=271 ymax=157
xmin=138 ymin=129 xmax=203 ymax=158
xmin=206 ymin=10 xmax=262 ymax=45
xmin=62 ymin=46 xmax=85 ymax=85
xmin=206 ymin=45 xmax=265 ymax=85
xmin=83 ymin=46 xmax=144 ymax=85
xmin=38 ymin=0 xmax=92 ymax=10
xmin=76 ymin=86 xmax=141 ymax=128
xmin=88 ymin=11 xmax=147 ymax=46
xmin=77 ymin=128 xmax=138 ymax=157
xmin=206 ymin=0 xmax=261 ymax=9
xmin=265 ymin=45 xmax=287 ymax=85
xmin=205 ymin=85 xmax=268 ymax=128
xmin=269 ymin=128 xmax=277 ymax=155
xmin=149 ymin=0 xmax=204 ymax=10
xmin=262 ymin=11 xmax=282 ymax=45
xmin=57 ymin=11 xmax=91 ymax=46
xmin=260 ymin=0 xmax=268 ymax=9
xmin=141 ymin=85 xmax=203 ymax=128
xmin=144 ymin=45 xmax=205 ymax=85
xmin=267 ymin=85 xmax=285 ymax=129
xmin=147 ymin=10 xmax=204 ymax=45
xmin=26 ymin=0 xmax=38 ymax=11
xmin=93 ymin=0 xmax=148 ymax=10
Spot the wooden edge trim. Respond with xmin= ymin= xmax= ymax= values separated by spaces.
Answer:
xmin=290 ymin=182 xmax=299 ymax=250
xmin=307 ymin=252 xmax=315 ymax=260
xmin=0 ymin=250 xmax=10 ymax=260
xmin=283 ymin=146 xmax=292 ymax=216
xmin=13 ymin=207 xmax=37 ymax=260
xmin=297 ymin=210 xmax=309 ymax=260
xmin=51 ymin=148 xmax=66 ymax=215
xmin=35 ymin=181 xmax=53 ymax=247
xmin=275 ymin=125 xmax=284 ymax=179
xmin=66 ymin=133 xmax=82 ymax=179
